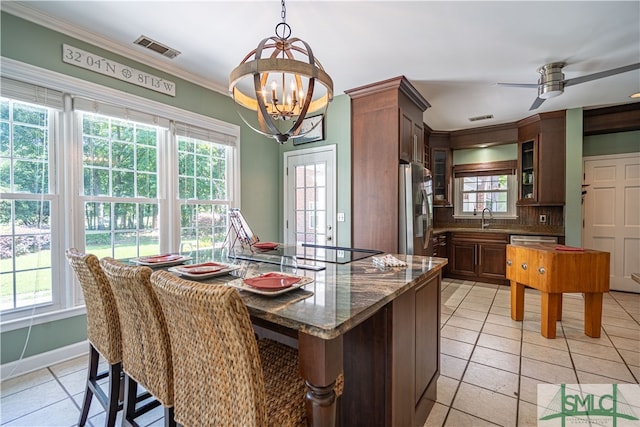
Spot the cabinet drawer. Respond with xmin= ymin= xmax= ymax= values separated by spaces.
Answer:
xmin=450 ymin=232 xmax=509 ymax=243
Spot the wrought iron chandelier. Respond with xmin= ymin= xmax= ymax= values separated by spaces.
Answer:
xmin=229 ymin=0 xmax=333 ymax=144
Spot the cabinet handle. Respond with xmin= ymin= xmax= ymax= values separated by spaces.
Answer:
xmin=521 ymin=263 xmax=528 ymax=270
xmin=506 ymin=259 xmax=512 ymax=266
xmin=538 ymin=267 xmax=545 ymax=275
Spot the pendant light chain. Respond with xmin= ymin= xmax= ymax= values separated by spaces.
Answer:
xmin=281 ymin=0 xmax=286 ymax=23
xmin=275 ymin=0 xmax=291 ymax=40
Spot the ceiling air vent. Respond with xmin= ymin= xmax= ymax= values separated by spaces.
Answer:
xmin=134 ymin=35 xmax=181 ymax=59
xmin=468 ymin=114 xmax=494 ymax=122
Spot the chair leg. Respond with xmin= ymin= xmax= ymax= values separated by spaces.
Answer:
xmin=164 ymin=407 xmax=176 ymax=427
xmin=123 ymin=374 xmax=140 ymax=427
xmin=105 ymin=362 xmax=122 ymax=427
xmin=78 ymin=344 xmax=99 ymax=426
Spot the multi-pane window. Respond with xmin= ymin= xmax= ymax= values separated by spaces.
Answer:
xmin=0 ymin=99 xmax=56 ymax=310
xmin=454 ymin=174 xmax=517 ymax=217
xmin=178 ymin=136 xmax=230 ymax=255
xmin=81 ymin=113 xmax=161 ymax=260
xmin=460 ymin=175 xmax=508 ymax=213
xmin=0 ymin=72 xmax=240 ymax=320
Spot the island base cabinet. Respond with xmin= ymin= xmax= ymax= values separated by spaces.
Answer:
xmin=340 ymin=272 xmax=441 ymax=426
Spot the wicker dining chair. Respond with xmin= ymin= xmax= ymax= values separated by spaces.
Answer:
xmin=150 ymin=270 xmax=312 ymax=427
xmin=65 ymin=249 xmax=122 ymax=427
xmin=99 ymin=257 xmax=175 ymax=427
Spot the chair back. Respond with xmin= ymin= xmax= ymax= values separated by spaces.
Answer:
xmin=100 ymin=257 xmax=173 ymax=407
xmin=150 ymin=270 xmax=267 ymax=427
xmin=65 ymin=249 xmax=122 ymax=364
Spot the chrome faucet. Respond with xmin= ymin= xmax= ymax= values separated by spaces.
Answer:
xmin=481 ymin=207 xmax=492 ymax=229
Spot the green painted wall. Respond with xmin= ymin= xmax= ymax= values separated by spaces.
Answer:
xmin=452 ymin=144 xmax=517 ymax=165
xmin=0 ymin=12 xmax=352 ymax=364
xmin=565 ymin=108 xmax=583 ymax=247
xmin=0 ymin=315 xmax=88 ymax=364
xmin=584 ymin=130 xmax=640 ymax=156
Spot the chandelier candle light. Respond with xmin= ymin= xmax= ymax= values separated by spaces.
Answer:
xmin=229 ymin=0 xmax=333 ymax=143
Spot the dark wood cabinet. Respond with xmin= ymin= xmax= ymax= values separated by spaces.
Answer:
xmin=400 ymin=110 xmax=424 ymax=164
xmin=432 ymin=233 xmax=447 ymax=258
xmin=428 ymin=131 xmax=452 ymax=207
xmin=431 ymin=148 xmax=451 ymax=206
xmin=517 ymin=111 xmax=566 ymax=205
xmin=448 ymin=232 xmax=509 ymax=285
xmin=400 ymin=110 xmax=413 ymax=163
xmin=432 ymin=233 xmax=448 ymax=274
xmin=346 ymin=76 xmax=430 ymax=253
xmin=341 ymin=270 xmax=441 ymax=426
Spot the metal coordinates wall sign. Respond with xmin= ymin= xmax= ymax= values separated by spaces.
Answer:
xmin=62 ymin=44 xmax=176 ymax=96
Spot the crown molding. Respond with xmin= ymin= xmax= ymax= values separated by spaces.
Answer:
xmin=1 ymin=57 xmax=240 ymax=138
xmin=1 ymin=2 xmax=229 ymax=97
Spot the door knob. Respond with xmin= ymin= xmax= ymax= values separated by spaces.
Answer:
xmin=521 ymin=263 xmax=528 ymax=270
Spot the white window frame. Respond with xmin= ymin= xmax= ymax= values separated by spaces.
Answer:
xmin=453 ymin=174 xmax=518 ymax=219
xmin=1 ymin=59 xmax=241 ymax=330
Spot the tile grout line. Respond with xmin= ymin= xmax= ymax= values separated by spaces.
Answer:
xmin=441 ymin=281 xmax=512 ymax=426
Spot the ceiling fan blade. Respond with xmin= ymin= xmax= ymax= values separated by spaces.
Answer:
xmin=496 ymin=83 xmax=538 ymax=88
xmin=564 ymin=63 xmax=640 ymax=87
xmin=529 ymin=97 xmax=546 ymax=110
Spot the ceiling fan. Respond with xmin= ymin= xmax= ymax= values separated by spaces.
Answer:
xmin=498 ymin=62 xmax=640 ymax=111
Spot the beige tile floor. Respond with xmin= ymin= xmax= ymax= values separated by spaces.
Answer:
xmin=1 ymin=278 xmax=638 ymax=426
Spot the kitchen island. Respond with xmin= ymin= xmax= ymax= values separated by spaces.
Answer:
xmin=176 ymin=252 xmax=447 ymax=427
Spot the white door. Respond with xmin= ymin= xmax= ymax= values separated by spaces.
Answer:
xmin=284 ymin=145 xmax=336 ymax=247
xmin=583 ymin=153 xmax=640 ymax=293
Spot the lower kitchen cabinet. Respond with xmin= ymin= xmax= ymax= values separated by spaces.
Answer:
xmin=341 ymin=270 xmax=441 ymax=426
xmin=432 ymin=233 xmax=448 ymax=257
xmin=448 ymin=232 xmax=509 ymax=285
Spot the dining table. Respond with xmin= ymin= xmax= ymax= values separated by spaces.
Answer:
xmin=133 ymin=248 xmax=447 ymax=427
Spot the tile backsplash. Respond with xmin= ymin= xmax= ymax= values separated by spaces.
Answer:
xmin=434 ymin=205 xmax=564 ymax=234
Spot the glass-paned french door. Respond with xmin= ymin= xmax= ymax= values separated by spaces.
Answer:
xmin=284 ymin=146 xmax=335 ymax=247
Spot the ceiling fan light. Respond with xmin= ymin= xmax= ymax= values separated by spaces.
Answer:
xmin=537 ymin=62 xmax=565 ymax=100
xmin=539 ymin=88 xmax=563 ymax=99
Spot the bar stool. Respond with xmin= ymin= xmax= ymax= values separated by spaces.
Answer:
xmin=151 ymin=270 xmax=323 ymax=427
xmin=65 ymin=249 xmax=122 ymax=427
xmin=99 ymin=258 xmax=175 ymax=427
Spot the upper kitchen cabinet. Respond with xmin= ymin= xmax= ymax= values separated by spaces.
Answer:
xmin=428 ymin=132 xmax=452 ymax=206
xmin=517 ymin=111 xmax=566 ymax=206
xmin=400 ymin=110 xmax=425 ymax=164
xmin=346 ymin=76 xmax=430 ymax=253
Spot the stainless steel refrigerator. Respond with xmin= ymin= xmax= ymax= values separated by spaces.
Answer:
xmin=399 ymin=163 xmax=433 ymax=256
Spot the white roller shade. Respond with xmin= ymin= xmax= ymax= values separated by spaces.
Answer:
xmin=1 ymin=77 xmax=64 ymax=110
xmin=73 ymin=97 xmax=171 ymax=129
xmin=173 ymin=121 xmax=237 ymax=147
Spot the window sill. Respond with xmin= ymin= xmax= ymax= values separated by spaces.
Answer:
xmin=0 ymin=306 xmax=87 ymax=333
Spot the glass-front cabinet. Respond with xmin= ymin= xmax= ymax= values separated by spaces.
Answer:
xmin=431 ymin=148 xmax=451 ymax=206
xmin=518 ymin=138 xmax=537 ymax=204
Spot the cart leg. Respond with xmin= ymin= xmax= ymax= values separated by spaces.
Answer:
xmin=510 ymin=281 xmax=525 ymax=321
xmin=584 ymin=292 xmax=603 ymax=338
xmin=541 ymin=292 xmax=560 ymax=339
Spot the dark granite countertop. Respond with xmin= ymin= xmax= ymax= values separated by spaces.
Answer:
xmin=433 ymin=226 xmax=564 ymax=237
xmin=176 ymin=254 xmax=448 ymax=340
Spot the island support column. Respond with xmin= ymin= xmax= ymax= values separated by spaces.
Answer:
xmin=298 ymin=333 xmax=343 ymax=427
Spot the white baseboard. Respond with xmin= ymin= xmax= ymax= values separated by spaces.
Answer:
xmin=1 ymin=340 xmax=89 ymax=381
